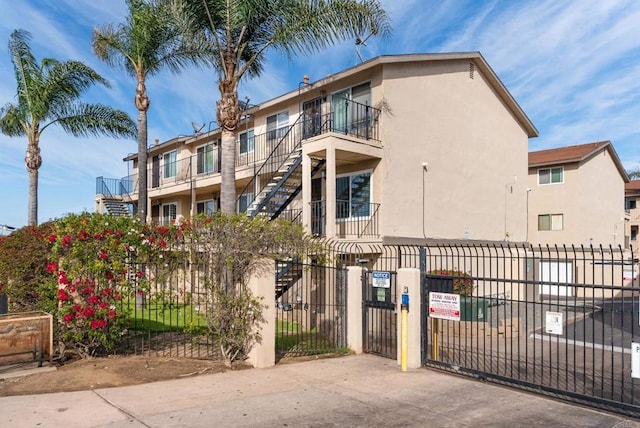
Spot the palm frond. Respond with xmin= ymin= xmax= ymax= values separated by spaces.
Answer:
xmin=52 ymin=103 xmax=137 ymax=139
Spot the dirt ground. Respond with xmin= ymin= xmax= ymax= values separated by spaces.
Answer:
xmin=0 ymin=355 xmax=249 ymax=396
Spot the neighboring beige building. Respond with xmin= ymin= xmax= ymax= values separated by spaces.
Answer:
xmin=96 ymin=52 xmax=537 ymax=243
xmin=625 ymin=180 xmax=640 ymax=249
xmin=527 ymin=141 xmax=629 ymax=247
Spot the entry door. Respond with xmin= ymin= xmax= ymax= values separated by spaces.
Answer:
xmin=151 ymin=155 xmax=160 ymax=188
xmin=539 ymin=261 xmax=573 ymax=296
xmin=303 ymin=98 xmax=322 ymax=139
xmin=331 ymin=89 xmax=350 ymax=133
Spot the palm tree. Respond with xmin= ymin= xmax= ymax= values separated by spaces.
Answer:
xmin=175 ymin=0 xmax=391 ymax=214
xmin=0 ymin=29 xmax=137 ymax=226
xmin=92 ymin=0 xmax=213 ymax=221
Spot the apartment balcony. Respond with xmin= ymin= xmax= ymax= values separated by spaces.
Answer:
xmin=96 ymin=99 xmax=380 ymax=229
xmin=310 ymin=201 xmax=380 ymax=239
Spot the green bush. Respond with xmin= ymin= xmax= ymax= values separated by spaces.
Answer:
xmin=0 ymin=223 xmax=57 ymax=313
xmin=428 ymin=269 xmax=474 ymax=296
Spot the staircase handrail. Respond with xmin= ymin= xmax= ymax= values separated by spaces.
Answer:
xmin=237 ymin=114 xmax=304 ymax=211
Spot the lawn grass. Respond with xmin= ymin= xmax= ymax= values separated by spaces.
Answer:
xmin=124 ymin=299 xmax=208 ymax=333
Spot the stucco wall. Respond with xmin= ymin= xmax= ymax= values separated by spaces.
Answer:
xmin=379 ymin=60 xmax=530 ymax=241
xmin=527 ymin=148 xmax=625 ymax=246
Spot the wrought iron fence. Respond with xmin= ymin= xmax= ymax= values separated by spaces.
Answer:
xmin=418 ymin=243 xmax=640 ymax=418
xmin=275 ymin=261 xmax=348 ymax=361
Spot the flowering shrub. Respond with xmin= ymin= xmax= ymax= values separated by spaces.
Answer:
xmin=49 ymin=213 xmax=185 ymax=357
xmin=0 ymin=223 xmax=57 ymax=313
xmin=428 ymin=269 xmax=474 ymax=296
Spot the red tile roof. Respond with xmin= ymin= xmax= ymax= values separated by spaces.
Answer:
xmin=529 ymin=140 xmax=629 ymax=183
xmin=625 ymin=180 xmax=640 ymax=195
xmin=528 ymin=141 xmax=609 ymax=166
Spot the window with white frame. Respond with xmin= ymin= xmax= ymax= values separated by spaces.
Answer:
xmin=162 ymin=203 xmax=177 ymax=225
xmin=163 ymin=151 xmax=177 ymax=178
xmin=266 ymin=111 xmax=289 ymax=142
xmin=626 ymin=198 xmax=637 ymax=210
xmin=239 ymin=129 xmax=255 ymax=154
xmin=538 ymin=167 xmax=563 ymax=185
xmin=538 ymin=214 xmax=563 ymax=231
xmin=238 ymin=193 xmax=254 ymax=214
xmin=196 ymin=200 xmax=215 ymax=216
xmin=196 ymin=143 xmax=215 ymax=174
xmin=336 ymin=171 xmax=371 ymax=219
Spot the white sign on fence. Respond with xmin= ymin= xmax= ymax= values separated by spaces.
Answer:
xmin=632 ymin=342 xmax=640 ymax=379
xmin=372 ymin=271 xmax=391 ymax=288
xmin=428 ymin=292 xmax=460 ymax=321
xmin=545 ymin=311 xmax=563 ymax=335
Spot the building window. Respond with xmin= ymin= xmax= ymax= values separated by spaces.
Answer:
xmin=331 ymin=82 xmax=371 ymax=136
xmin=197 ymin=143 xmax=216 ymax=174
xmin=538 ymin=167 xmax=563 ymax=185
xmin=632 ymin=226 xmax=639 ymax=241
xmin=238 ymin=193 xmax=254 ymax=214
xmin=336 ymin=171 xmax=371 ymax=219
xmin=626 ymin=199 xmax=637 ymax=210
xmin=266 ymin=111 xmax=289 ymax=143
xmin=163 ymin=151 xmax=177 ymax=178
xmin=196 ymin=200 xmax=215 ymax=216
xmin=538 ymin=214 xmax=563 ymax=231
xmin=239 ymin=129 xmax=255 ymax=154
xmin=162 ymin=203 xmax=177 ymax=225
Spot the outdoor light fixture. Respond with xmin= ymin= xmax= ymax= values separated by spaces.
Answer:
xmin=296 ymin=293 xmax=302 ymax=303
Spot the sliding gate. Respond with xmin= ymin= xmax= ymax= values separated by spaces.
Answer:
xmin=363 ymin=270 xmax=397 ymax=359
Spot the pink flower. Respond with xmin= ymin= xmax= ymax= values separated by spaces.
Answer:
xmin=58 ymin=289 xmax=70 ymax=301
xmin=90 ymin=319 xmax=107 ymax=330
xmin=47 ymin=262 xmax=58 ymax=274
xmin=99 ymin=250 xmax=108 ymax=260
xmin=47 ymin=234 xmax=57 ymax=244
xmin=61 ymin=235 xmax=72 ymax=247
xmin=63 ymin=313 xmax=75 ymax=323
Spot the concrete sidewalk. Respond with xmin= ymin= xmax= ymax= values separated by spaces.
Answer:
xmin=0 ymin=354 xmax=638 ymax=427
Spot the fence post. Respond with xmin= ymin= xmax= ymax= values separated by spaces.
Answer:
xmin=397 ymin=268 xmax=422 ymax=369
xmin=247 ymin=260 xmax=276 ymax=368
xmin=346 ymin=266 xmax=364 ymax=353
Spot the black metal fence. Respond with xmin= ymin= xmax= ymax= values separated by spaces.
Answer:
xmin=417 ymin=243 xmax=640 ymax=418
xmin=362 ymin=270 xmax=397 ymax=359
xmin=117 ymin=258 xmax=216 ymax=359
xmin=275 ymin=261 xmax=348 ymax=361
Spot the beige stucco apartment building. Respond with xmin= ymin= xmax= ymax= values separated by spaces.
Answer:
xmin=96 ymin=53 xmax=538 ymax=243
xmin=527 ymin=141 xmax=629 ymax=247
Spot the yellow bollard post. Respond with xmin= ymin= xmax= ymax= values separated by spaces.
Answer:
xmin=401 ymin=290 xmax=409 ymax=371
xmin=432 ymin=318 xmax=439 ymax=361
xmin=401 ymin=306 xmax=408 ymax=371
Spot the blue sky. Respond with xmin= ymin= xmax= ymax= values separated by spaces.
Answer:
xmin=0 ymin=0 xmax=639 ymax=230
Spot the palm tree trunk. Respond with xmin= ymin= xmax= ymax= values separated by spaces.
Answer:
xmin=25 ymin=138 xmax=42 ymax=225
xmin=135 ymin=78 xmax=149 ymax=222
xmin=217 ymin=83 xmax=240 ymax=214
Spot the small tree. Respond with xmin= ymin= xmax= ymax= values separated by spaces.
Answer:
xmin=186 ymin=214 xmax=322 ymax=366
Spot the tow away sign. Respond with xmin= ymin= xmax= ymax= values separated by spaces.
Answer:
xmin=428 ymin=292 xmax=461 ymax=321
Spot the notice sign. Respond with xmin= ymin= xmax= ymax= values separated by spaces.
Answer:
xmin=545 ymin=311 xmax=563 ymax=335
xmin=428 ymin=292 xmax=460 ymax=321
xmin=372 ymin=271 xmax=391 ymax=288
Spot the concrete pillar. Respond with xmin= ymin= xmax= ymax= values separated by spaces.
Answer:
xmin=397 ymin=268 xmax=422 ymax=369
xmin=247 ymin=261 xmax=276 ymax=368
xmin=326 ymin=146 xmax=336 ymax=237
xmin=302 ymin=153 xmax=312 ymax=234
xmin=347 ymin=266 xmax=364 ymax=354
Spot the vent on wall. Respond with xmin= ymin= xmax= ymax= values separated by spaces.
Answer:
xmin=469 ymin=62 xmax=475 ymax=79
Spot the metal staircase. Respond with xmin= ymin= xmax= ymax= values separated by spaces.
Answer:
xmin=249 ymin=152 xmax=325 ymax=219
xmin=237 ymin=115 xmax=327 ymax=300
xmin=103 ymin=199 xmax=131 ymax=216
xmin=275 ymin=258 xmax=303 ymax=300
